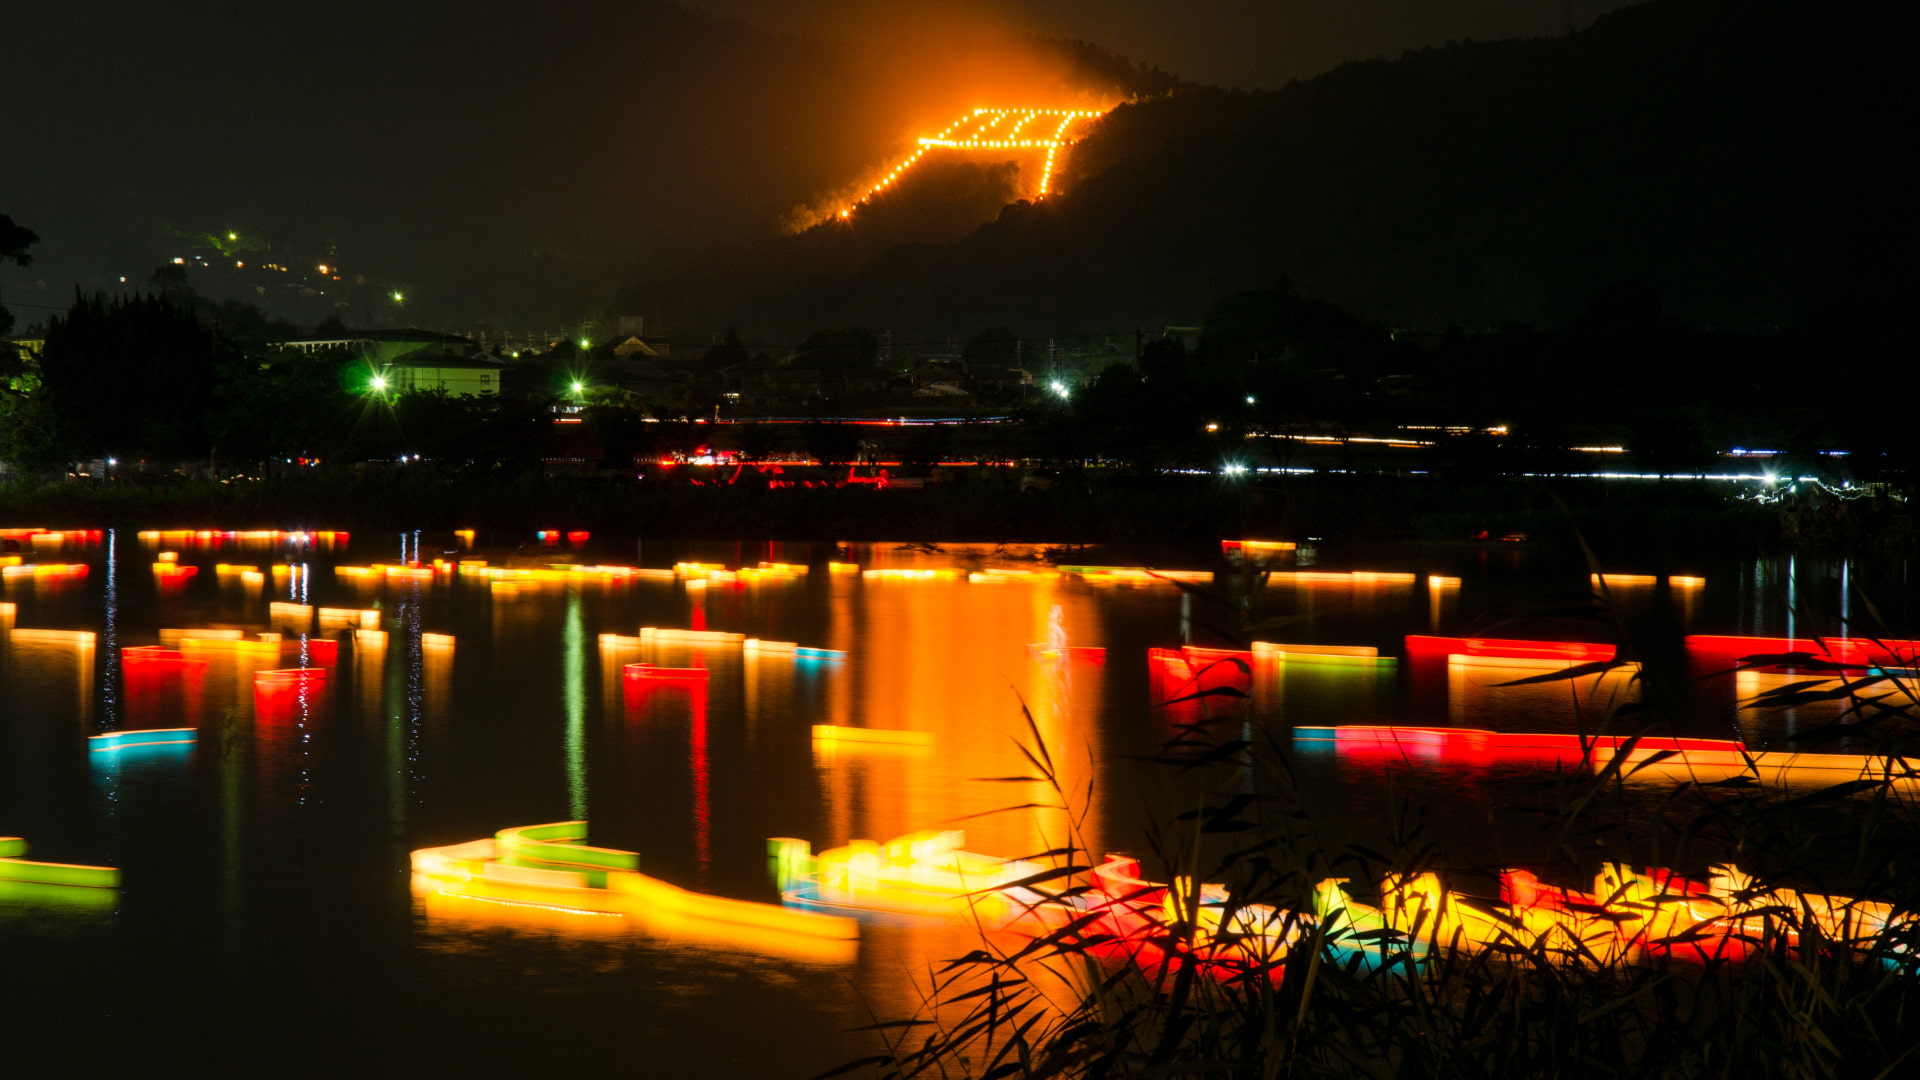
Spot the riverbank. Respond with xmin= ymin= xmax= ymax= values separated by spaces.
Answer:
xmin=0 ymin=470 xmax=1788 ymax=556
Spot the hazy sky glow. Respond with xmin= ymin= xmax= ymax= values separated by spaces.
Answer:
xmin=3 ymin=0 xmax=1629 ymax=327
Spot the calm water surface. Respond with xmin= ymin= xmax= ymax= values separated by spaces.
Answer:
xmin=1 ymin=530 xmax=1912 ymax=1076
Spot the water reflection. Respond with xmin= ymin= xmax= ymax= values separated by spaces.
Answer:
xmin=2 ymin=538 xmax=1917 ymax=1075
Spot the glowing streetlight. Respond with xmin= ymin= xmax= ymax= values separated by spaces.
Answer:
xmin=370 ymin=375 xmax=388 ymax=392
xmin=391 ymin=291 xmax=405 ymax=303
xmin=228 ymin=232 xmax=238 ymax=241
xmin=1049 ymin=380 xmax=1070 ymax=399
xmin=1245 ymin=395 xmax=1256 ymax=405
xmin=570 ymin=380 xmax=585 ymax=393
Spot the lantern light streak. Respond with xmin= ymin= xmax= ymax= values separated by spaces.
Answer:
xmin=838 ymin=107 xmax=1106 ymax=220
xmin=1406 ymin=635 xmax=1617 ymax=663
xmin=1687 ymin=634 xmax=1918 ymax=669
xmin=775 ymin=832 xmax=1047 ymax=922
xmin=639 ymin=627 xmax=745 ymax=646
xmin=1589 ymin=743 xmax=1920 ymax=786
xmin=1056 ymin=566 xmax=1213 ymax=586
xmin=1266 ymin=570 xmax=1418 ymax=585
xmin=1251 ymin=641 xmax=1394 ymax=667
xmin=319 ymin=607 xmax=381 ymax=631
xmin=88 ymin=727 xmax=197 ymax=752
xmin=409 ymin=822 xmax=859 ymax=946
xmin=269 ymin=602 xmax=314 ymax=629
xmin=1293 ymin=725 xmax=1745 ymax=766
xmin=7 ymin=627 xmax=97 ymax=647
xmin=0 ymin=838 xmax=121 ymax=891
xmin=810 ymin=724 xmax=932 ymax=746
xmin=968 ymin=568 xmax=1061 ymax=583
xmin=1 ymin=563 xmax=90 ymax=581
xmin=624 ymin=663 xmax=711 ymax=682
xmin=1221 ymin=539 xmax=1297 ymax=557
xmin=861 ymin=568 xmax=963 ymax=581
xmin=1026 ymin=643 xmax=1106 ymax=663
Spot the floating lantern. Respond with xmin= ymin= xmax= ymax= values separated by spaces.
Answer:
xmin=639 ymin=627 xmax=745 ymax=646
xmin=1292 ymin=725 xmax=1744 ymax=766
xmin=410 ymin=822 xmax=858 ymax=954
xmin=1057 ymin=565 xmax=1213 ymax=585
xmin=810 ymin=725 xmax=931 ymax=746
xmin=87 ymin=728 xmax=197 ymax=753
xmin=968 ymin=568 xmax=1061 ymax=583
xmin=1590 ymin=743 xmax=1920 ymax=787
xmin=1687 ymin=634 xmax=1917 ymax=669
xmin=1267 ymin=570 xmax=1417 ymax=585
xmin=861 ymin=568 xmax=962 ymax=581
xmin=1406 ymin=635 xmax=1617 ymax=663
xmin=1027 ymin=643 xmax=1106 ymax=663
xmin=1251 ymin=641 xmax=1392 ymax=667
xmin=7 ymin=628 xmax=96 ymax=647
xmin=776 ymin=831 xmax=1046 ymax=922
xmin=624 ymin=663 xmax=710 ymax=682
xmin=0 ymin=837 xmax=120 ymax=892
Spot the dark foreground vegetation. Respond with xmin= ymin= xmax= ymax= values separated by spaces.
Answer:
xmin=848 ymin=570 xmax=1920 ymax=1079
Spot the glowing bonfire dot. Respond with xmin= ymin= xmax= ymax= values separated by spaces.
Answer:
xmin=839 ymin=106 xmax=1106 ymax=221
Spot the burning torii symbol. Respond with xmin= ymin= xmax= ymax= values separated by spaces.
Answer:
xmin=839 ymin=107 xmax=1107 ymax=220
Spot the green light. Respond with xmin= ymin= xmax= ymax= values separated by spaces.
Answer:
xmin=228 ymin=232 xmax=237 ymax=241
xmin=571 ymin=381 xmax=585 ymax=393
xmin=0 ymin=859 xmax=120 ymax=889
xmin=577 ymin=338 xmax=590 ymax=351
xmin=391 ymin=291 xmax=405 ymax=303
xmin=564 ymin=591 xmax=588 ymax=821
xmin=370 ymin=375 xmax=388 ymax=392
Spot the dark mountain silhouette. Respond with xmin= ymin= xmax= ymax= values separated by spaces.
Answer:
xmin=625 ymin=0 xmax=1914 ymax=340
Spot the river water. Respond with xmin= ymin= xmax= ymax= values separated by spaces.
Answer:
xmin=0 ymin=529 xmax=1911 ymax=1076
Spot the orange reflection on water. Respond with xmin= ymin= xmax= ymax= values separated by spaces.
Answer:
xmin=813 ymin=573 xmax=1107 ymax=875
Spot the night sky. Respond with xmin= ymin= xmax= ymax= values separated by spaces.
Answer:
xmin=4 ymin=0 xmax=1629 ymax=329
